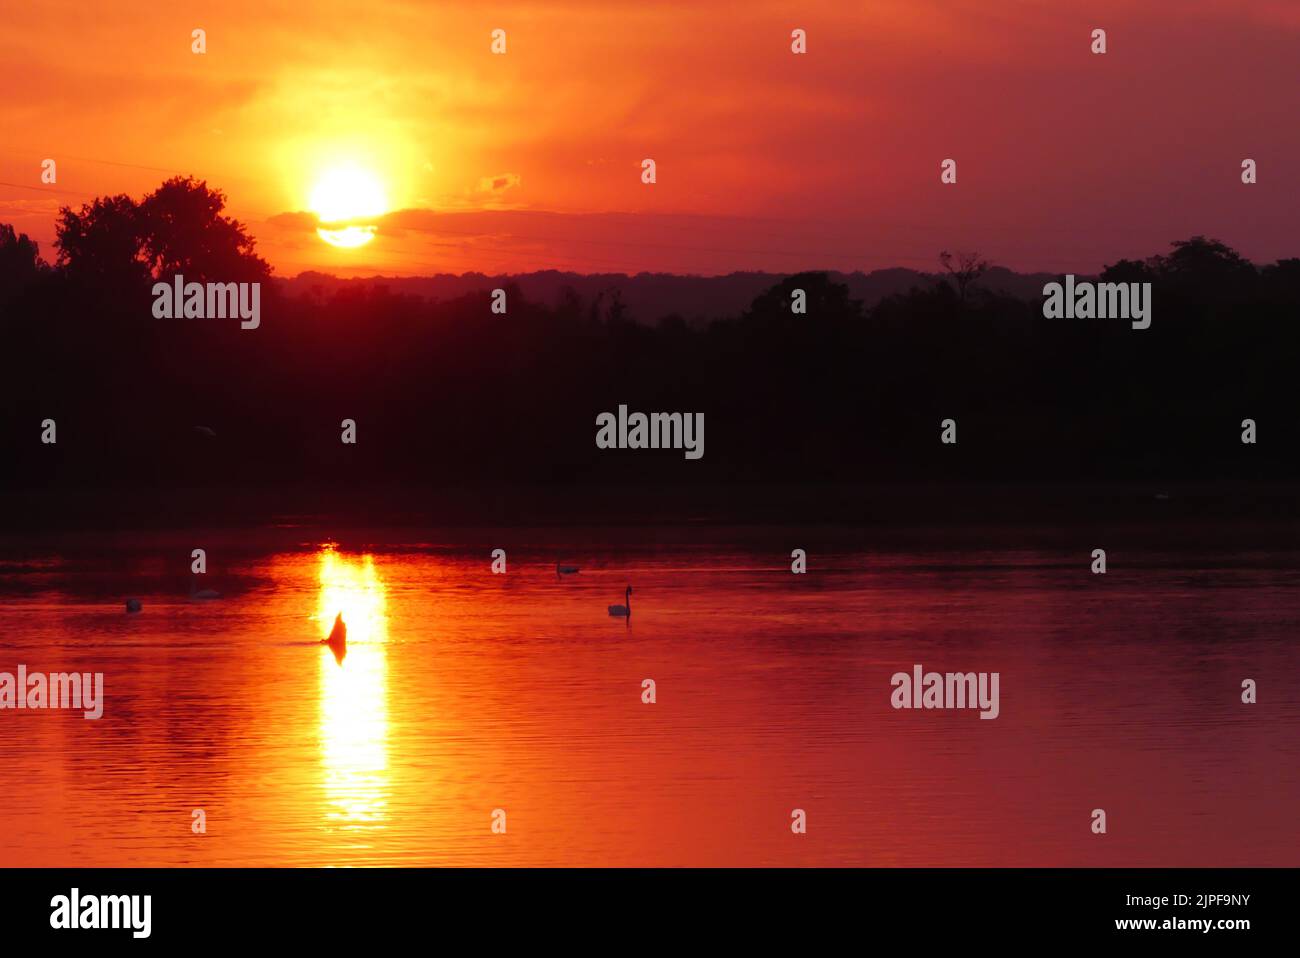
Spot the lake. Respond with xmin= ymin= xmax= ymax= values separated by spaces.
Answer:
xmin=1 ymin=522 xmax=1297 ymax=866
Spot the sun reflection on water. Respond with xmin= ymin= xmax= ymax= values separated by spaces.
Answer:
xmin=315 ymin=546 xmax=390 ymax=829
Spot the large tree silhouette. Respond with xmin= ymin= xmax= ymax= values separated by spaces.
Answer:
xmin=54 ymin=193 xmax=147 ymax=288
xmin=54 ymin=177 xmax=270 ymax=289
xmin=137 ymin=177 xmax=270 ymax=283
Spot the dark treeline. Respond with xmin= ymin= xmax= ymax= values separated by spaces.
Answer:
xmin=2 ymin=178 xmax=1298 ymax=512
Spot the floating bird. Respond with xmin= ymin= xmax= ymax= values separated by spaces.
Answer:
xmin=608 ymin=586 xmax=632 ymax=618
xmin=556 ymin=562 xmax=580 ymax=577
xmin=189 ymin=577 xmax=221 ymax=600
xmin=322 ymin=612 xmax=347 ymax=664
xmin=193 ymin=425 xmax=216 ymax=439
xmin=125 ymin=598 xmax=142 ymax=613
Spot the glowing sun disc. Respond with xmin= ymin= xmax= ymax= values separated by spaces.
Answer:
xmin=310 ymin=167 xmax=386 ymax=221
xmin=317 ymin=225 xmax=377 ymax=248
xmin=309 ymin=166 xmax=386 ymax=249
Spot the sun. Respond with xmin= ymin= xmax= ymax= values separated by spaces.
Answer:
xmin=309 ymin=166 xmax=387 ymax=248
xmin=316 ymin=225 xmax=378 ymax=249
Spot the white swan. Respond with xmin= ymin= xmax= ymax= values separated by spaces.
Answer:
xmin=608 ymin=585 xmax=632 ymax=617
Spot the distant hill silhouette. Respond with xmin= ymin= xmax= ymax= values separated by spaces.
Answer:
xmin=277 ymin=266 xmax=1064 ymax=325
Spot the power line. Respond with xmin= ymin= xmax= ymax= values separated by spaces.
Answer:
xmin=0 ymin=180 xmax=101 ymax=200
xmin=0 ymin=147 xmax=182 ymax=176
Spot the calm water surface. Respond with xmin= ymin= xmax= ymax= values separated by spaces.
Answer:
xmin=1 ymin=524 xmax=1297 ymax=866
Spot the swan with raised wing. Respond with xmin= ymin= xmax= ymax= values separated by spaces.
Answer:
xmin=322 ymin=612 xmax=347 ymax=664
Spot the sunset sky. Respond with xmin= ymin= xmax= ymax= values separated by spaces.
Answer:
xmin=1 ymin=0 xmax=1296 ymax=277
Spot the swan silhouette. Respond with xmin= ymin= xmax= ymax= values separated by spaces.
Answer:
xmin=189 ymin=577 xmax=221 ymax=600
xmin=608 ymin=586 xmax=632 ymax=618
xmin=557 ymin=562 xmax=580 ymax=577
xmin=322 ymin=612 xmax=347 ymax=664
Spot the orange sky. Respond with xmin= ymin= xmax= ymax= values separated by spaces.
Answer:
xmin=1 ymin=0 xmax=1297 ymax=277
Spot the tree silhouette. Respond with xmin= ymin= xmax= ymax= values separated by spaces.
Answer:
xmin=742 ymin=271 xmax=862 ymax=325
xmin=1151 ymin=235 xmax=1256 ymax=303
xmin=1157 ymin=236 xmax=1255 ymax=280
xmin=0 ymin=224 xmax=47 ymax=305
xmin=137 ymin=177 xmax=270 ymax=283
xmin=53 ymin=177 xmax=270 ymax=290
xmin=1099 ymin=257 xmax=1156 ymax=285
xmin=5 ymin=189 xmax=1300 ymax=505
xmin=55 ymin=194 xmax=148 ymax=288
xmin=938 ymin=250 xmax=989 ymax=304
